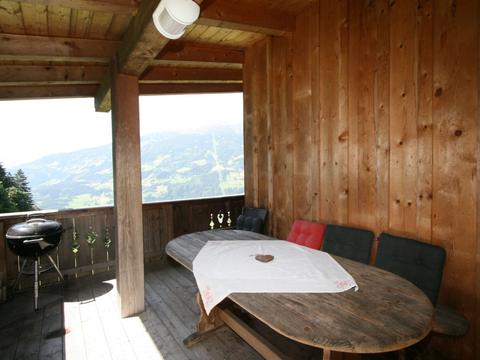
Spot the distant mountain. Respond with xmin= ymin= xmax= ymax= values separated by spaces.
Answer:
xmin=10 ymin=126 xmax=244 ymax=210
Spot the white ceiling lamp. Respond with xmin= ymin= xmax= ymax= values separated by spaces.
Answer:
xmin=153 ymin=0 xmax=200 ymax=40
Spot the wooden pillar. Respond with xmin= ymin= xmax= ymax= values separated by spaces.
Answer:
xmin=111 ymin=67 xmax=144 ymax=317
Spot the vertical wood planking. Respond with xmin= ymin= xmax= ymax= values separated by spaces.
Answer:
xmin=389 ymin=0 xmax=418 ymax=236
xmin=477 ymin=0 xmax=480 ymax=354
xmin=270 ymin=36 xmax=294 ymax=239
xmin=373 ymin=0 xmax=390 ymax=237
xmin=348 ymin=0 xmax=378 ymax=229
xmin=241 ymin=0 xmax=480 ymax=356
xmin=254 ymin=39 xmax=270 ymax=210
xmin=415 ymin=0 xmax=433 ymax=242
xmin=310 ymin=1 xmax=320 ymax=223
xmin=293 ymin=6 xmax=315 ymax=221
xmin=432 ymin=0 xmax=478 ymax=358
xmin=243 ymin=43 xmax=255 ymax=207
xmin=111 ymin=67 xmax=144 ymax=318
xmin=319 ymin=0 xmax=348 ymax=224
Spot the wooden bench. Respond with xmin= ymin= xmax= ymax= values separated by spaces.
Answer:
xmin=433 ymin=304 xmax=469 ymax=337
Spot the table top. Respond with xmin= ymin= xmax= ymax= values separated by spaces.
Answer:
xmin=166 ymin=230 xmax=434 ymax=354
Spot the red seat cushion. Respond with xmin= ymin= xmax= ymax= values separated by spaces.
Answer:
xmin=286 ymin=220 xmax=326 ymax=250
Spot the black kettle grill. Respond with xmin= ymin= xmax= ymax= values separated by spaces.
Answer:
xmin=6 ymin=218 xmax=64 ymax=310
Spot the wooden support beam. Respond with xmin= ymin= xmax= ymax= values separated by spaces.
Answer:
xmin=18 ymin=0 xmax=138 ymax=15
xmin=111 ymin=67 xmax=144 ymax=318
xmin=0 ymin=34 xmax=119 ymax=63
xmin=156 ymin=41 xmax=244 ymax=64
xmin=198 ymin=0 xmax=293 ymax=36
xmin=0 ymin=85 xmax=97 ymax=99
xmin=0 ymin=223 xmax=7 ymax=290
xmin=141 ymin=67 xmax=242 ymax=81
xmin=150 ymin=59 xmax=242 ymax=69
xmin=139 ymin=82 xmax=242 ymax=94
xmin=95 ymin=0 xmax=168 ymax=112
xmin=0 ymin=65 xmax=106 ymax=84
xmin=218 ymin=308 xmax=286 ymax=360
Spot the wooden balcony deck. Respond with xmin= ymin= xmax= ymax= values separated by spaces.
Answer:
xmin=0 ymin=260 xmax=326 ymax=360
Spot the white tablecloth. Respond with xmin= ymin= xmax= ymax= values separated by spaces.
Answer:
xmin=193 ymin=240 xmax=358 ymax=314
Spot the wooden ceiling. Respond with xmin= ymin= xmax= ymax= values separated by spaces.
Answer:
xmin=0 ymin=0 xmax=311 ymax=108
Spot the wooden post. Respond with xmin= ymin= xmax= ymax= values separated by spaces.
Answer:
xmin=111 ymin=65 xmax=144 ymax=317
xmin=0 ymin=222 xmax=7 ymax=300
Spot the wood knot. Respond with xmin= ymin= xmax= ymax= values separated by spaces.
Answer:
xmin=454 ymin=129 xmax=462 ymax=137
xmin=338 ymin=131 xmax=348 ymax=143
xmin=435 ymin=87 xmax=443 ymax=97
xmin=395 ymin=199 xmax=400 ymax=204
xmin=398 ymin=140 xmax=403 ymax=146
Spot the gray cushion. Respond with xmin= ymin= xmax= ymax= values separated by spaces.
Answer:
xmin=236 ymin=214 xmax=263 ymax=233
xmin=322 ymin=224 xmax=374 ymax=264
xmin=375 ymin=232 xmax=446 ymax=305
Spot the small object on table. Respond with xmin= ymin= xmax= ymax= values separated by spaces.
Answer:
xmin=255 ymin=254 xmax=274 ymax=263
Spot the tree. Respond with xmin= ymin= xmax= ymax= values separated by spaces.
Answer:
xmin=0 ymin=163 xmax=14 ymax=188
xmin=0 ymin=182 xmax=14 ymax=213
xmin=14 ymin=169 xmax=30 ymax=192
xmin=0 ymin=163 xmax=36 ymax=213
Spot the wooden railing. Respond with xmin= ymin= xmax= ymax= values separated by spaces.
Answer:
xmin=0 ymin=195 xmax=244 ymax=292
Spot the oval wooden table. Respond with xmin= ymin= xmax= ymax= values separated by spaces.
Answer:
xmin=166 ymin=230 xmax=434 ymax=359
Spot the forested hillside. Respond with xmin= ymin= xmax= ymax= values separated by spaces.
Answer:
xmin=10 ymin=126 xmax=244 ymax=210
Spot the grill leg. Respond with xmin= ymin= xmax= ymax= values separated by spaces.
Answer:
xmin=11 ymin=258 xmax=28 ymax=293
xmin=34 ymin=259 xmax=39 ymax=311
xmin=47 ymin=254 xmax=64 ymax=281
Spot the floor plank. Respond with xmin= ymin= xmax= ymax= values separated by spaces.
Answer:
xmin=0 ymin=263 xmax=263 ymax=360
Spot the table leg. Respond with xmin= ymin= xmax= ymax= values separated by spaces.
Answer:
xmin=183 ymin=292 xmax=224 ymax=347
xmin=323 ymin=349 xmax=345 ymax=360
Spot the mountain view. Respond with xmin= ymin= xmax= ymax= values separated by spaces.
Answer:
xmin=8 ymin=126 xmax=244 ymax=210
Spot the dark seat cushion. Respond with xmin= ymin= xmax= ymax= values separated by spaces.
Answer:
xmin=375 ymin=232 xmax=446 ymax=305
xmin=287 ymin=220 xmax=326 ymax=250
xmin=235 ymin=207 xmax=268 ymax=233
xmin=322 ymin=224 xmax=374 ymax=264
xmin=236 ymin=214 xmax=263 ymax=233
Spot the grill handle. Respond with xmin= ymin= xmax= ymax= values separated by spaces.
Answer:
xmin=26 ymin=219 xmax=47 ymax=224
xmin=22 ymin=238 xmax=45 ymax=244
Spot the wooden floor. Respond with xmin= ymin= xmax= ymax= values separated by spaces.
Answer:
xmin=0 ymin=261 xmax=439 ymax=360
xmin=0 ymin=263 xmax=263 ymax=360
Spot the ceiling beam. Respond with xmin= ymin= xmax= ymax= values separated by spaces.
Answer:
xmin=0 ymin=85 xmax=97 ymax=100
xmin=140 ymin=82 xmax=242 ymax=95
xmin=18 ymin=0 xmax=138 ymax=15
xmin=141 ymin=67 xmax=242 ymax=82
xmin=156 ymin=41 xmax=244 ymax=64
xmin=150 ymin=60 xmax=242 ymax=70
xmin=198 ymin=0 xmax=293 ymax=36
xmin=0 ymin=65 xmax=106 ymax=84
xmin=95 ymin=0 xmax=168 ymax=112
xmin=0 ymin=34 xmax=118 ymax=63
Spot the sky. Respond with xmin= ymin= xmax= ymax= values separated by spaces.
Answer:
xmin=0 ymin=93 xmax=243 ymax=168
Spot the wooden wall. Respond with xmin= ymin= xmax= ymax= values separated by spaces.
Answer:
xmin=243 ymin=0 xmax=479 ymax=358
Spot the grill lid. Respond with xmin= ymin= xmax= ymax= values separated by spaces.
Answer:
xmin=6 ymin=218 xmax=63 ymax=240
